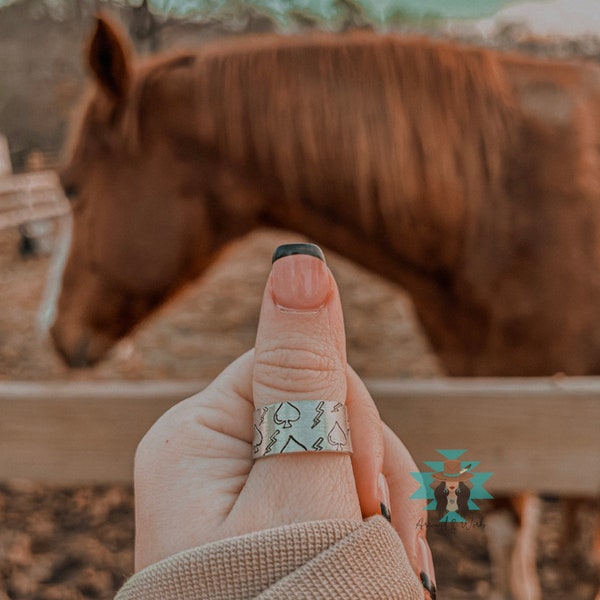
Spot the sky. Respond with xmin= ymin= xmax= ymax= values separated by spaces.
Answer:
xmin=476 ymin=0 xmax=600 ymax=37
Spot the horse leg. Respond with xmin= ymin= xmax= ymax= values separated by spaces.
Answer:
xmin=510 ymin=493 xmax=542 ymax=600
xmin=485 ymin=499 xmax=519 ymax=600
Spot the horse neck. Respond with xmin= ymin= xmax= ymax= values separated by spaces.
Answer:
xmin=193 ymin=39 xmax=473 ymax=282
xmin=193 ymin=35 xmax=513 ymax=265
xmin=190 ymin=37 xmax=509 ymax=367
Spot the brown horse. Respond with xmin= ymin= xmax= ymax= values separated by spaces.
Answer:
xmin=52 ymin=20 xmax=600 ymax=375
xmin=50 ymin=16 xmax=600 ymax=599
xmin=51 ymin=17 xmax=600 ymax=376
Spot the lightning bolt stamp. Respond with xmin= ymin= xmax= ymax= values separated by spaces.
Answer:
xmin=257 ymin=406 xmax=268 ymax=427
xmin=264 ymin=429 xmax=280 ymax=454
xmin=312 ymin=437 xmax=324 ymax=451
xmin=312 ymin=401 xmax=325 ymax=429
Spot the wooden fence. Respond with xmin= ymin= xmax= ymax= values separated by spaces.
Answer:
xmin=0 ymin=171 xmax=69 ymax=230
xmin=1 ymin=171 xmax=598 ymax=495
xmin=1 ymin=378 xmax=599 ymax=495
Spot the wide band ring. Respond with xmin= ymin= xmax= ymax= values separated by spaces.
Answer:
xmin=252 ymin=400 xmax=352 ymax=459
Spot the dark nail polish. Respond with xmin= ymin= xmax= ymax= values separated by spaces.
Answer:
xmin=378 ymin=473 xmax=392 ymax=523
xmin=272 ymin=243 xmax=325 ymax=264
xmin=420 ymin=571 xmax=437 ymax=600
xmin=380 ymin=501 xmax=392 ymax=523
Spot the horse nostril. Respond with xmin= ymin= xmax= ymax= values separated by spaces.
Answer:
xmin=69 ymin=336 xmax=93 ymax=368
xmin=50 ymin=326 xmax=94 ymax=368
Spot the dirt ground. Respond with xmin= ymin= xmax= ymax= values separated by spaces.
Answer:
xmin=1 ymin=223 xmax=599 ymax=599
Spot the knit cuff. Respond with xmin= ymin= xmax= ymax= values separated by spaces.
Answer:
xmin=115 ymin=517 xmax=423 ymax=600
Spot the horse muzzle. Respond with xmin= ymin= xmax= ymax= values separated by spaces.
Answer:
xmin=50 ymin=322 xmax=114 ymax=368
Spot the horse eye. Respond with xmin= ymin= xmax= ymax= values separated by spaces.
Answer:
xmin=63 ymin=183 xmax=79 ymax=200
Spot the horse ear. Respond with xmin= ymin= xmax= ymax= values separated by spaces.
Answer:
xmin=88 ymin=14 xmax=133 ymax=102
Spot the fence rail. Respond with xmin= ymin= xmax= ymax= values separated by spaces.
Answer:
xmin=0 ymin=171 xmax=59 ymax=197
xmin=1 ymin=378 xmax=599 ymax=494
xmin=0 ymin=171 xmax=69 ymax=230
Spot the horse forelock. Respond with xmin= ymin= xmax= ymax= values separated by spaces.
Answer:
xmin=63 ymin=51 xmax=193 ymax=165
xmin=105 ymin=52 xmax=200 ymax=155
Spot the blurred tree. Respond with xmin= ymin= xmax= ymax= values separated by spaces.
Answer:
xmin=127 ymin=0 xmax=160 ymax=51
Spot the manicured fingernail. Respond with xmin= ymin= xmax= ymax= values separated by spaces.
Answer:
xmin=420 ymin=572 xmax=437 ymax=600
xmin=272 ymin=243 xmax=325 ymax=264
xmin=378 ymin=473 xmax=392 ymax=523
xmin=271 ymin=244 xmax=330 ymax=311
xmin=417 ymin=536 xmax=437 ymax=599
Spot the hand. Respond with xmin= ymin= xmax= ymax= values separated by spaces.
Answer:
xmin=133 ymin=243 xmax=434 ymax=593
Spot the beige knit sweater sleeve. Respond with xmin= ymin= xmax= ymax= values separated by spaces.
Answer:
xmin=115 ymin=516 xmax=424 ymax=599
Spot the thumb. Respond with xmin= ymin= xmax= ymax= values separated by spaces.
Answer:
xmin=239 ymin=243 xmax=361 ymax=527
xmin=253 ymin=242 xmax=346 ymax=407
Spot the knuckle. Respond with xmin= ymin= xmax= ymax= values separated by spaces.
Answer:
xmin=254 ymin=343 xmax=345 ymax=396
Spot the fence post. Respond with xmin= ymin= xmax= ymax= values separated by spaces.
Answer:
xmin=0 ymin=134 xmax=12 ymax=178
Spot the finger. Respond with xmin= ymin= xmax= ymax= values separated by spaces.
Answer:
xmin=133 ymin=350 xmax=256 ymax=569
xmin=237 ymin=243 xmax=361 ymax=527
xmin=253 ymin=243 xmax=346 ymax=407
xmin=382 ymin=422 xmax=436 ymax=595
xmin=346 ymin=366 xmax=386 ymax=520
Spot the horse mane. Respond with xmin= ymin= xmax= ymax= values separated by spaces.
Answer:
xmin=85 ymin=33 xmax=522 ymax=265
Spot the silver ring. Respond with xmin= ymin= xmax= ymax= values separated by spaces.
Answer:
xmin=252 ymin=400 xmax=352 ymax=459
